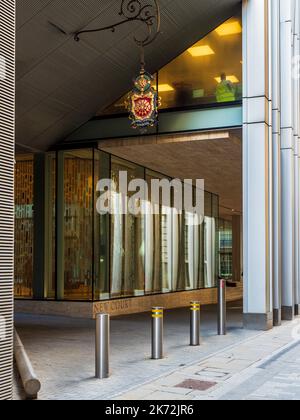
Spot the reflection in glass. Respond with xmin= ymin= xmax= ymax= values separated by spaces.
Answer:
xmin=110 ymin=157 xmax=145 ymax=298
xmin=219 ymin=218 xmax=233 ymax=279
xmin=203 ymin=192 xmax=219 ymax=288
xmin=63 ymin=150 xmax=93 ymax=300
xmin=14 ymin=155 xmax=34 ymax=298
xmin=158 ymin=15 xmax=242 ymax=109
xmin=44 ymin=153 xmax=56 ymax=299
xmin=94 ymin=151 xmax=110 ymax=300
xmin=145 ymin=171 xmax=173 ymax=294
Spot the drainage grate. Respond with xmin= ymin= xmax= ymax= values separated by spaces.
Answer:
xmin=176 ymin=379 xmax=217 ymax=392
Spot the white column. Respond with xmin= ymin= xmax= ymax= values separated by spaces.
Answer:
xmin=243 ymin=0 xmax=273 ymax=330
xmin=272 ymin=0 xmax=282 ymax=326
xmin=294 ymin=0 xmax=300 ymax=315
xmin=280 ymin=0 xmax=295 ymax=320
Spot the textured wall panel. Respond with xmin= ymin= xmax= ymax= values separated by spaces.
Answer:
xmin=0 ymin=0 xmax=15 ymax=401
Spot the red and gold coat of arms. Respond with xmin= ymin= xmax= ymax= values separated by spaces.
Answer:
xmin=126 ymin=71 xmax=160 ymax=129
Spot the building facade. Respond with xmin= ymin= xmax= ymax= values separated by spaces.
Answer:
xmin=243 ymin=0 xmax=300 ymax=329
xmin=12 ymin=1 xmax=300 ymax=329
xmin=0 ymin=0 xmax=300 ymax=400
xmin=14 ymin=11 xmax=243 ymax=318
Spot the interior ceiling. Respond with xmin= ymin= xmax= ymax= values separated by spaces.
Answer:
xmin=101 ymin=129 xmax=242 ymax=219
xmin=16 ymin=0 xmax=241 ymax=152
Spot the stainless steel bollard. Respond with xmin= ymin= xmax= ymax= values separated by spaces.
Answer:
xmin=95 ymin=313 xmax=110 ymax=379
xmin=152 ymin=307 xmax=164 ymax=360
xmin=218 ymin=279 xmax=227 ymax=335
xmin=190 ymin=302 xmax=201 ymax=346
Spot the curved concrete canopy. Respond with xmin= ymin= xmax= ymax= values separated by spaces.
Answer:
xmin=16 ymin=0 xmax=241 ymax=151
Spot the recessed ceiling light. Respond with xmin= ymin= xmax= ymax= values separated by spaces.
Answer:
xmin=214 ymin=75 xmax=240 ymax=84
xmin=215 ymin=21 xmax=242 ymax=37
xmin=157 ymin=84 xmax=174 ymax=92
xmin=188 ymin=45 xmax=215 ymax=57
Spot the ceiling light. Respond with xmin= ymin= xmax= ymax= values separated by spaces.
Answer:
xmin=215 ymin=75 xmax=239 ymax=84
xmin=215 ymin=21 xmax=242 ymax=36
xmin=157 ymin=84 xmax=174 ymax=92
xmin=188 ymin=45 xmax=215 ymax=57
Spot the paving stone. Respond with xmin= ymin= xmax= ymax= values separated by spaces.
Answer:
xmin=14 ymin=309 xmax=300 ymax=400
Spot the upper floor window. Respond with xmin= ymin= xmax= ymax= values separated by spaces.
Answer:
xmin=100 ymin=14 xmax=242 ymax=116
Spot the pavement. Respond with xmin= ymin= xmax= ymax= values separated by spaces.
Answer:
xmin=13 ymin=302 xmax=300 ymax=400
xmin=117 ymin=318 xmax=300 ymax=401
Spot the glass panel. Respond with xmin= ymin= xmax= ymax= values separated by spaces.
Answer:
xmin=145 ymin=170 xmax=173 ymax=294
xmin=176 ymin=186 xmax=206 ymax=292
xmin=184 ymin=197 xmax=203 ymax=291
xmin=63 ymin=150 xmax=93 ymax=300
xmin=158 ymin=15 xmax=242 ymax=109
xmin=110 ymin=157 xmax=145 ymax=298
xmin=52 ymin=149 xmax=221 ymax=302
xmin=203 ymin=192 xmax=219 ymax=288
xmin=212 ymin=193 xmax=219 ymax=287
xmin=44 ymin=153 xmax=56 ymax=299
xmin=219 ymin=218 xmax=233 ymax=279
xmin=99 ymin=14 xmax=242 ymax=117
xmin=172 ymin=208 xmax=185 ymax=291
xmin=94 ymin=151 xmax=110 ymax=300
xmin=14 ymin=154 xmax=34 ymax=298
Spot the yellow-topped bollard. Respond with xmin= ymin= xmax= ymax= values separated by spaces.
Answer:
xmin=190 ymin=301 xmax=201 ymax=346
xmin=152 ymin=307 xmax=164 ymax=359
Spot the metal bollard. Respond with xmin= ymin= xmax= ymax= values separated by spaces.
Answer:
xmin=190 ymin=301 xmax=201 ymax=346
xmin=218 ymin=279 xmax=227 ymax=336
xmin=95 ymin=313 xmax=110 ymax=379
xmin=152 ymin=307 xmax=164 ymax=360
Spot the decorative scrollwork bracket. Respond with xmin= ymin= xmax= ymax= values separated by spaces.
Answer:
xmin=74 ymin=0 xmax=161 ymax=47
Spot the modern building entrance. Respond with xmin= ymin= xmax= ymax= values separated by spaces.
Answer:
xmin=14 ymin=126 xmax=243 ymax=319
xmin=14 ymin=12 xmax=244 ymax=318
xmin=13 ymin=0 xmax=300 ymax=332
xmin=1 ymin=0 xmax=300 ymax=401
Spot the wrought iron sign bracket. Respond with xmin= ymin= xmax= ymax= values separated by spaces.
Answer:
xmin=74 ymin=0 xmax=161 ymax=47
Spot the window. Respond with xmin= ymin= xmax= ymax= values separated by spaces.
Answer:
xmin=110 ymin=157 xmax=145 ymax=298
xmin=99 ymin=14 xmax=242 ymax=116
xmin=61 ymin=150 xmax=94 ymax=300
xmin=219 ymin=219 xmax=233 ymax=279
xmin=158 ymin=15 xmax=242 ymax=110
xmin=14 ymin=155 xmax=34 ymax=298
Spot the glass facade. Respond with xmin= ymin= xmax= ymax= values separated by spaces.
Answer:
xmin=14 ymin=155 xmax=34 ymax=298
xmin=110 ymin=157 xmax=145 ymax=298
xmin=219 ymin=219 xmax=233 ymax=279
xmin=61 ymin=150 xmax=94 ymax=300
xmin=14 ymin=149 xmax=219 ymax=301
xmin=100 ymin=14 xmax=242 ymax=116
xmin=158 ymin=15 xmax=242 ymax=110
xmin=44 ymin=153 xmax=56 ymax=299
xmin=13 ymin=11 xmax=241 ymax=303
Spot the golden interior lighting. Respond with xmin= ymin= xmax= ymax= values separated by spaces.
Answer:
xmin=157 ymin=84 xmax=174 ymax=92
xmin=215 ymin=21 xmax=242 ymax=37
xmin=188 ymin=45 xmax=215 ymax=57
xmin=214 ymin=75 xmax=239 ymax=84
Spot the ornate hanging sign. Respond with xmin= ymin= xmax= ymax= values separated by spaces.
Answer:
xmin=127 ymin=69 xmax=160 ymax=129
xmin=74 ymin=0 xmax=161 ymax=130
